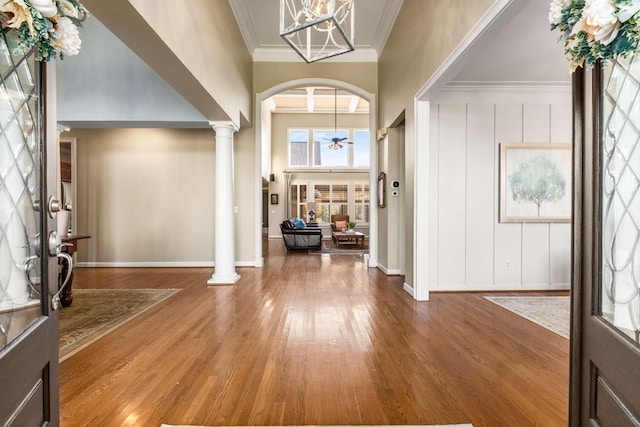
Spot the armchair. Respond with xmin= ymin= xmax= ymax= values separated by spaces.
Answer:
xmin=330 ymin=214 xmax=350 ymax=232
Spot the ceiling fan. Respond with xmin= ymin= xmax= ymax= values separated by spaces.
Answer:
xmin=324 ymin=88 xmax=353 ymax=150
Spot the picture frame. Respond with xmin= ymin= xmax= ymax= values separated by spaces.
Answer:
xmin=499 ymin=142 xmax=571 ymax=223
xmin=270 ymin=193 xmax=279 ymax=205
xmin=378 ymin=172 xmax=386 ymax=208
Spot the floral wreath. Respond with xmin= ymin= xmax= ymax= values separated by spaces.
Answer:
xmin=550 ymin=0 xmax=640 ymax=72
xmin=0 ymin=0 xmax=88 ymax=61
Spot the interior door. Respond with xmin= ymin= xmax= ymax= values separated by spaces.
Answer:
xmin=0 ymin=30 xmax=60 ymax=426
xmin=571 ymin=57 xmax=640 ymax=425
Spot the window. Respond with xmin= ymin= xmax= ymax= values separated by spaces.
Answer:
xmin=355 ymin=184 xmax=370 ymax=223
xmin=288 ymin=128 xmax=370 ymax=168
xmin=313 ymin=130 xmax=348 ymax=167
xmin=289 ymin=184 xmax=307 ymax=218
xmin=289 ymin=130 xmax=308 ymax=166
xmin=353 ymin=130 xmax=370 ymax=168
xmin=295 ymin=183 xmax=367 ymax=224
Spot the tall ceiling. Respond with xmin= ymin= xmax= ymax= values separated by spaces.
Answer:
xmin=228 ymin=0 xmax=403 ymax=62
xmin=231 ymin=0 xmax=570 ymax=113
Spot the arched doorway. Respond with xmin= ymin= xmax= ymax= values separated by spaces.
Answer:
xmin=254 ymin=79 xmax=378 ymax=268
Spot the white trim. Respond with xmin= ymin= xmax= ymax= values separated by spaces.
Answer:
xmin=256 ymin=78 xmax=378 ymax=270
xmin=409 ymin=0 xmax=521 ymax=302
xmin=76 ymin=261 xmax=258 ymax=268
xmin=253 ymin=48 xmax=379 ymax=63
xmin=59 ymin=136 xmax=77 ymax=235
xmin=371 ymin=0 xmax=405 ymax=54
xmin=430 ymin=283 xmax=571 ymax=292
xmin=415 ymin=0 xmax=518 ymax=101
xmin=402 ymin=281 xmax=414 ymax=297
xmin=433 ymin=82 xmax=571 ymax=104
xmin=377 ymin=263 xmax=402 ymax=275
xmin=413 ymin=99 xmax=430 ymax=302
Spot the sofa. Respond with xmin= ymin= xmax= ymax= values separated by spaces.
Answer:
xmin=280 ymin=219 xmax=322 ymax=251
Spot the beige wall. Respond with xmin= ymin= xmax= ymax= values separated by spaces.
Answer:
xmin=129 ymin=0 xmax=253 ymax=125
xmin=269 ymin=113 xmax=369 ymax=237
xmin=254 ymin=62 xmax=378 ymax=96
xmin=67 ymin=128 xmax=254 ymax=265
xmin=378 ymin=0 xmax=496 ymax=285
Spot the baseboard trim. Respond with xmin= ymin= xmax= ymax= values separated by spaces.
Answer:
xmin=403 ymin=281 xmax=415 ymax=297
xmin=77 ymin=261 xmax=258 ymax=268
xmin=430 ymin=283 xmax=571 ymax=292
xmin=377 ymin=264 xmax=402 ymax=275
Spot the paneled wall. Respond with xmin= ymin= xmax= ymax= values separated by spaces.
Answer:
xmin=429 ymin=88 xmax=572 ymax=290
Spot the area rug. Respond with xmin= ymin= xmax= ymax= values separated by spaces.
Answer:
xmin=162 ymin=425 xmax=473 ymax=427
xmin=484 ymin=296 xmax=570 ymax=339
xmin=309 ymin=241 xmax=369 ymax=255
xmin=59 ymin=288 xmax=179 ymax=361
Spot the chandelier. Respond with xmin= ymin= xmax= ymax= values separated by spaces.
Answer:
xmin=280 ymin=0 xmax=355 ymax=63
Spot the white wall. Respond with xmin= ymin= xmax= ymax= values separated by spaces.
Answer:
xmin=429 ymin=86 xmax=572 ymax=291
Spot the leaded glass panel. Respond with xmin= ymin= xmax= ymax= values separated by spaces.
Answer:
xmin=0 ymin=28 xmax=41 ymax=351
xmin=601 ymin=54 xmax=640 ymax=345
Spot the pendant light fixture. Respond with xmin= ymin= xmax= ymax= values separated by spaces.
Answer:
xmin=280 ymin=0 xmax=355 ymax=63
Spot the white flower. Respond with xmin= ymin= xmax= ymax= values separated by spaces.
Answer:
xmin=56 ymin=0 xmax=78 ymax=18
xmin=549 ymin=0 xmax=567 ymax=25
xmin=572 ymin=0 xmax=620 ymax=46
xmin=28 ymin=0 xmax=57 ymax=17
xmin=1 ymin=0 xmax=34 ymax=33
xmin=52 ymin=16 xmax=81 ymax=56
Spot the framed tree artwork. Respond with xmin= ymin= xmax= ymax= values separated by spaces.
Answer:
xmin=499 ymin=143 xmax=571 ymax=223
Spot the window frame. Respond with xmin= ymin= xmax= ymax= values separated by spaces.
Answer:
xmin=287 ymin=127 xmax=370 ymax=170
xmin=290 ymin=180 xmax=370 ymax=225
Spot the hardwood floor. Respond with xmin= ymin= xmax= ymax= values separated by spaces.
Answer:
xmin=59 ymin=240 xmax=569 ymax=427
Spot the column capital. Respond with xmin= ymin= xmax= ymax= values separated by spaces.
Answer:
xmin=209 ymin=121 xmax=239 ymax=133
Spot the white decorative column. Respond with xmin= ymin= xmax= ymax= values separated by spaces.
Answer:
xmin=208 ymin=121 xmax=241 ymax=285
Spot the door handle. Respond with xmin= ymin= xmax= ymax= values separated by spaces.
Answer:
xmin=22 ymin=255 xmax=40 ymax=299
xmin=47 ymin=195 xmax=61 ymax=218
xmin=51 ymin=252 xmax=73 ymax=310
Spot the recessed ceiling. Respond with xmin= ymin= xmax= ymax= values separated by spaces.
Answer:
xmin=228 ymin=0 xmax=404 ymax=62
xmin=269 ymin=87 xmax=369 ymax=114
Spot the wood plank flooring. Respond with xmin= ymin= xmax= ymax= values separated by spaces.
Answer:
xmin=59 ymin=240 xmax=569 ymax=427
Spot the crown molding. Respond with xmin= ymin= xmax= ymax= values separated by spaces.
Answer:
xmin=372 ymin=0 xmax=404 ymax=53
xmin=252 ymin=47 xmax=379 ymax=63
xmin=433 ymin=81 xmax=572 ymax=104
xmin=227 ymin=0 xmax=259 ymax=54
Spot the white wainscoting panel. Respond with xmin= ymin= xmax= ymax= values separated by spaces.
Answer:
xmin=494 ymin=104 xmax=523 ymax=286
xmin=522 ymin=223 xmax=551 ymax=285
xmin=437 ymin=104 xmax=467 ymax=286
xmin=430 ymin=89 xmax=571 ymax=291
xmin=465 ymin=104 xmax=495 ymax=286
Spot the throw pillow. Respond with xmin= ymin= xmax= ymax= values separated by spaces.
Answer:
xmin=335 ymin=220 xmax=347 ymax=230
xmin=293 ymin=218 xmax=306 ymax=229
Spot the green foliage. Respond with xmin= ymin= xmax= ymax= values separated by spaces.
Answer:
xmin=509 ymin=155 xmax=566 ymax=216
xmin=348 ymin=221 xmax=356 ymax=229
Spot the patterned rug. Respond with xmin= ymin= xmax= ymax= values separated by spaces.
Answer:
xmin=59 ymin=288 xmax=179 ymax=361
xmin=162 ymin=425 xmax=472 ymax=427
xmin=484 ymin=296 xmax=570 ymax=339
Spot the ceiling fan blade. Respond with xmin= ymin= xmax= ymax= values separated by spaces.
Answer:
xmin=337 ymin=137 xmax=349 ymax=141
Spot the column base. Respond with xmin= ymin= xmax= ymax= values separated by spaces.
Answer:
xmin=207 ymin=273 xmax=241 ymax=285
